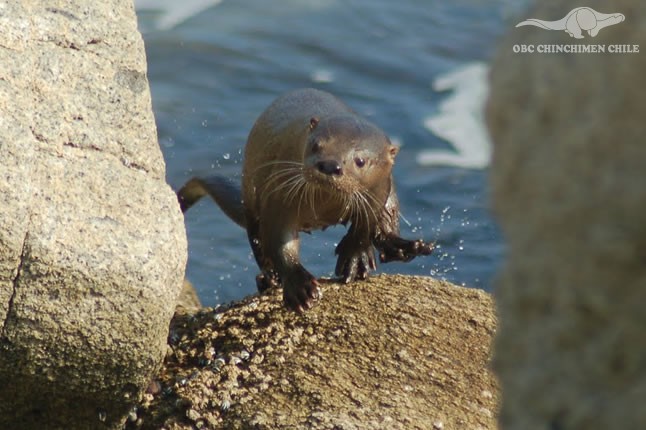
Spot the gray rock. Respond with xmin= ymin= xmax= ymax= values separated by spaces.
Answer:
xmin=487 ymin=0 xmax=646 ymax=428
xmin=0 ymin=1 xmax=187 ymax=429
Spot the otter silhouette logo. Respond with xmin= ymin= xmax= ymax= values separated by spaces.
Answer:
xmin=516 ymin=7 xmax=625 ymax=39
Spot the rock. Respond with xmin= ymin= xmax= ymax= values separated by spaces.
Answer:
xmin=129 ymin=275 xmax=499 ymax=430
xmin=176 ymin=280 xmax=202 ymax=314
xmin=0 ymin=1 xmax=187 ymax=429
xmin=487 ymin=0 xmax=646 ymax=428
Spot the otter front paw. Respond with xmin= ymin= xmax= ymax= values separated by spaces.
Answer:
xmin=334 ymin=236 xmax=377 ymax=283
xmin=283 ymin=267 xmax=320 ymax=313
xmin=376 ymin=235 xmax=434 ymax=263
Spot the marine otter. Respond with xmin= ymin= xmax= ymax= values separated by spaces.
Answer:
xmin=178 ymin=88 xmax=433 ymax=312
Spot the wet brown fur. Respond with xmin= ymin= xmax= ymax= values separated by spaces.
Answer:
xmin=178 ymin=89 xmax=433 ymax=312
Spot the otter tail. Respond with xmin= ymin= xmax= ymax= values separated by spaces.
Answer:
xmin=516 ymin=17 xmax=566 ymax=30
xmin=177 ymin=175 xmax=247 ymax=229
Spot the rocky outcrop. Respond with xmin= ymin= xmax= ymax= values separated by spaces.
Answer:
xmin=0 ymin=1 xmax=187 ymax=429
xmin=175 ymin=280 xmax=202 ymax=314
xmin=487 ymin=0 xmax=646 ymax=428
xmin=129 ymin=275 xmax=498 ymax=430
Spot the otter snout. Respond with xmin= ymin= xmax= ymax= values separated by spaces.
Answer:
xmin=316 ymin=160 xmax=343 ymax=176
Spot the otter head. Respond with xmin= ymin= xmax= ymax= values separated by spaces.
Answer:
xmin=303 ymin=115 xmax=398 ymax=199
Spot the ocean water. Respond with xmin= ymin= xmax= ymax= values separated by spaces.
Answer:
xmin=135 ymin=0 xmax=526 ymax=306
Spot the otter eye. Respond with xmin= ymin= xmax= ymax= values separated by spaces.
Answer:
xmin=354 ymin=157 xmax=365 ymax=168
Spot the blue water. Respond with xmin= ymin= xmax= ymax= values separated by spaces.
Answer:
xmin=136 ymin=0 xmax=522 ymax=306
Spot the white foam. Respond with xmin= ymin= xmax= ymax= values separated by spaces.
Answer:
xmin=417 ymin=62 xmax=491 ymax=169
xmin=135 ymin=0 xmax=223 ymax=31
xmin=310 ymin=69 xmax=334 ymax=84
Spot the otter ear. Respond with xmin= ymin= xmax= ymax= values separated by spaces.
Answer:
xmin=388 ymin=144 xmax=399 ymax=163
xmin=309 ymin=117 xmax=319 ymax=131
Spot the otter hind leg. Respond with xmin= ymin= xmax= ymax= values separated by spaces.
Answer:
xmin=255 ymin=272 xmax=280 ymax=292
xmin=246 ymin=214 xmax=280 ymax=292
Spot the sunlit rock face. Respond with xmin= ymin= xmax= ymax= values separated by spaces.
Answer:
xmin=0 ymin=1 xmax=187 ymax=428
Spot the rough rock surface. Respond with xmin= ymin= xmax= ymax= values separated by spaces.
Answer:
xmin=0 ymin=1 xmax=187 ymax=429
xmin=487 ymin=0 xmax=646 ymax=428
xmin=129 ymin=275 xmax=498 ymax=430
xmin=176 ymin=280 xmax=202 ymax=314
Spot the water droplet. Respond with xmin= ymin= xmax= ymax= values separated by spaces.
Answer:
xmin=223 ymin=153 xmax=231 ymax=160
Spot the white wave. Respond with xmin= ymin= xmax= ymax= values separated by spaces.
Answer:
xmin=417 ymin=62 xmax=491 ymax=169
xmin=135 ymin=0 xmax=223 ymax=31
xmin=310 ymin=69 xmax=334 ymax=84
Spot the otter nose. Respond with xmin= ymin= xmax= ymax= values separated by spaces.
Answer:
xmin=316 ymin=160 xmax=343 ymax=176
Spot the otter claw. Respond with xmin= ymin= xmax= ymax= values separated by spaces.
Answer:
xmin=335 ymin=245 xmax=376 ymax=283
xmin=283 ymin=268 xmax=319 ymax=312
